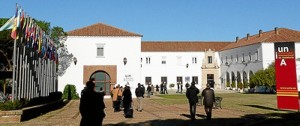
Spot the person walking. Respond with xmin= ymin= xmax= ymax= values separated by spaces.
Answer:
xmin=112 ymin=85 xmax=122 ymax=112
xmin=147 ymin=85 xmax=151 ymax=98
xmin=80 ymin=80 xmax=106 ymax=126
xmin=151 ymin=84 xmax=154 ymax=95
xmin=160 ymin=83 xmax=164 ymax=94
xmin=163 ymin=82 xmax=168 ymax=94
xmin=156 ymin=84 xmax=159 ymax=92
xmin=135 ymin=83 xmax=144 ymax=112
xmin=202 ymin=84 xmax=215 ymax=120
xmin=186 ymin=81 xmax=200 ymax=120
xmin=122 ymin=85 xmax=133 ymax=118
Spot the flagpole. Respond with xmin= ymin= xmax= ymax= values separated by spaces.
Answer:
xmin=11 ymin=39 xmax=17 ymax=102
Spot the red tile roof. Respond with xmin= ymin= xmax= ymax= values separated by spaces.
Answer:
xmin=142 ymin=41 xmax=232 ymax=52
xmin=68 ymin=23 xmax=142 ymax=37
xmin=220 ymin=28 xmax=300 ymax=51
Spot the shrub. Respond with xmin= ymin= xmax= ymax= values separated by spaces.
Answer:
xmin=169 ymin=83 xmax=175 ymax=88
xmin=0 ymin=100 xmax=26 ymax=110
xmin=62 ymin=84 xmax=79 ymax=100
xmin=237 ymin=82 xmax=243 ymax=89
xmin=226 ymin=82 xmax=230 ymax=87
xmin=231 ymin=81 xmax=236 ymax=88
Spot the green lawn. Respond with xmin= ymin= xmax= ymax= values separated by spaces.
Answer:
xmin=153 ymin=93 xmax=296 ymax=114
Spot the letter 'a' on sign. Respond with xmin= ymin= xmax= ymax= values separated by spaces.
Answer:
xmin=274 ymin=42 xmax=299 ymax=110
xmin=280 ymin=59 xmax=287 ymax=66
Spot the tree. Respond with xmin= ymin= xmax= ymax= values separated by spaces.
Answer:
xmin=249 ymin=62 xmax=275 ymax=89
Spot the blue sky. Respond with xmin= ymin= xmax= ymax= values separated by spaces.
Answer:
xmin=1 ymin=0 xmax=300 ymax=41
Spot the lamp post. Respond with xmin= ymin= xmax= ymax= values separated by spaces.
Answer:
xmin=123 ymin=57 xmax=127 ymax=65
xmin=73 ymin=57 xmax=77 ymax=65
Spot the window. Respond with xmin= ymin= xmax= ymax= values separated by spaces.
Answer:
xmin=161 ymin=77 xmax=167 ymax=84
xmin=242 ymin=53 xmax=245 ymax=62
xmin=145 ymin=77 xmax=152 ymax=85
xmin=249 ymin=52 xmax=252 ymax=61
xmin=185 ymin=76 xmax=190 ymax=82
xmin=97 ymin=47 xmax=104 ymax=57
xmin=96 ymin=43 xmax=105 ymax=57
xmin=208 ymin=56 xmax=212 ymax=64
xmin=91 ymin=71 xmax=111 ymax=95
xmin=230 ymin=55 xmax=233 ymax=62
xmin=192 ymin=76 xmax=198 ymax=84
xmin=177 ymin=76 xmax=183 ymax=83
xmin=162 ymin=56 xmax=166 ymax=64
xmin=146 ymin=57 xmax=151 ymax=64
xmin=256 ymin=50 xmax=259 ymax=61
xmin=192 ymin=57 xmax=197 ymax=64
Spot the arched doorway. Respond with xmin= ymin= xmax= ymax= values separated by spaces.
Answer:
xmin=243 ymin=71 xmax=247 ymax=84
xmin=90 ymin=71 xmax=111 ymax=95
xmin=226 ymin=72 xmax=230 ymax=87
xmin=231 ymin=72 xmax=236 ymax=88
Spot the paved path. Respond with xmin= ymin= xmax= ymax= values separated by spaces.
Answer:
xmin=2 ymin=92 xmax=254 ymax=126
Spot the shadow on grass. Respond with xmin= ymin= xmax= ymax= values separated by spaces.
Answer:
xmin=104 ymin=112 xmax=300 ymax=126
xmin=22 ymin=99 xmax=70 ymax=121
xmin=243 ymin=104 xmax=279 ymax=111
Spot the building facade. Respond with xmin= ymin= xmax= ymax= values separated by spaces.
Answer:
xmin=58 ymin=23 xmax=300 ymax=96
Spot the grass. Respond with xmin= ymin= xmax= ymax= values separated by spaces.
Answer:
xmin=153 ymin=93 xmax=297 ymax=114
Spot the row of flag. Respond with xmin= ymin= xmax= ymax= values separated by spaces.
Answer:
xmin=0 ymin=4 xmax=58 ymax=63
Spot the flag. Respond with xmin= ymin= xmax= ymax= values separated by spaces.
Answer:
xmin=11 ymin=5 xmax=21 ymax=39
xmin=0 ymin=16 xmax=14 ymax=31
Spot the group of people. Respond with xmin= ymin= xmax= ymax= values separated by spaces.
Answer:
xmin=159 ymin=82 xmax=168 ymax=94
xmin=79 ymin=79 xmax=215 ymax=125
xmin=186 ymin=81 xmax=216 ymax=120
xmin=176 ymin=81 xmax=183 ymax=93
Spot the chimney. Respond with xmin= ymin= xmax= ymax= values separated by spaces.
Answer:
xmin=247 ymin=33 xmax=250 ymax=40
xmin=275 ymin=27 xmax=279 ymax=34
xmin=235 ymin=36 xmax=239 ymax=42
xmin=259 ymin=30 xmax=262 ymax=37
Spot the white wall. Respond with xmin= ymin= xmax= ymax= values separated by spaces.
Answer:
xmin=58 ymin=36 xmax=142 ymax=96
xmin=141 ymin=52 xmax=205 ymax=89
xmin=219 ymin=43 xmax=263 ymax=88
xmin=261 ymin=43 xmax=275 ymax=69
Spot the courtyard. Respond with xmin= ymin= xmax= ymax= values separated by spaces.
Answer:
xmin=1 ymin=90 xmax=300 ymax=126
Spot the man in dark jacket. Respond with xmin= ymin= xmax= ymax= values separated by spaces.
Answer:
xmin=135 ymin=83 xmax=144 ymax=112
xmin=122 ymin=85 xmax=133 ymax=117
xmin=80 ymin=80 xmax=106 ymax=126
xmin=202 ymin=84 xmax=215 ymax=120
xmin=186 ymin=81 xmax=200 ymax=120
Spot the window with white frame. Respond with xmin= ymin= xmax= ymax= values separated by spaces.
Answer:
xmin=242 ymin=53 xmax=245 ymax=62
xmin=192 ymin=57 xmax=197 ymax=64
xmin=192 ymin=76 xmax=198 ymax=84
xmin=162 ymin=56 xmax=166 ymax=64
xmin=256 ymin=50 xmax=259 ymax=61
xmin=249 ymin=52 xmax=252 ymax=61
xmin=146 ymin=57 xmax=151 ymax=64
xmin=208 ymin=56 xmax=212 ymax=64
xmin=96 ymin=43 xmax=105 ymax=57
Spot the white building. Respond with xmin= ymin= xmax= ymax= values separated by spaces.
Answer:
xmin=58 ymin=23 xmax=300 ymax=96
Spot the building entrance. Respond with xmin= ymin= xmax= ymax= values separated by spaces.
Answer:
xmin=90 ymin=71 xmax=111 ymax=95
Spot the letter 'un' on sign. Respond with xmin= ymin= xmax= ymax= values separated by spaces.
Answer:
xmin=274 ymin=42 xmax=299 ymax=110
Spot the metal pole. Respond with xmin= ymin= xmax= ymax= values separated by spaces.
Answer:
xmin=11 ymin=39 xmax=17 ymax=102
